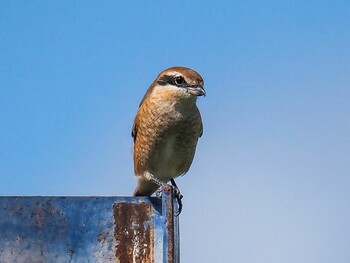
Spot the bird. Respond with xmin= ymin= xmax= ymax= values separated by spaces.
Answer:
xmin=132 ymin=66 xmax=205 ymax=209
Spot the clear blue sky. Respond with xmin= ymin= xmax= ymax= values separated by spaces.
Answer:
xmin=1 ymin=1 xmax=349 ymax=262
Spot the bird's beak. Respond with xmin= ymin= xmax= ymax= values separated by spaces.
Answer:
xmin=187 ymin=86 xmax=206 ymax=97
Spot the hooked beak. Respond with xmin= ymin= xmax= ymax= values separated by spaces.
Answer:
xmin=186 ymin=86 xmax=206 ymax=97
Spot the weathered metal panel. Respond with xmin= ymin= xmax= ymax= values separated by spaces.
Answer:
xmin=0 ymin=187 xmax=180 ymax=263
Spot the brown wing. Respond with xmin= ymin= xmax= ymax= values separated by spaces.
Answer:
xmin=131 ymin=118 xmax=138 ymax=142
xmin=132 ymin=83 xmax=156 ymax=142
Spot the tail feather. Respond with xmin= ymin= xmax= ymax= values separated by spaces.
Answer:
xmin=133 ymin=179 xmax=160 ymax=196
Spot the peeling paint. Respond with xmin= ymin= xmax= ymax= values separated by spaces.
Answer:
xmin=0 ymin=188 xmax=179 ymax=262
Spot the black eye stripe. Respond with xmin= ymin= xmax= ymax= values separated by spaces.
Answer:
xmin=157 ymin=75 xmax=188 ymax=87
xmin=157 ymin=75 xmax=173 ymax=86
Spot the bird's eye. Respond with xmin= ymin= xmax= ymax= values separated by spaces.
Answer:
xmin=174 ymin=76 xmax=185 ymax=86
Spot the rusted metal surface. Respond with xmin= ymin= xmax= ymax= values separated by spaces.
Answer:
xmin=0 ymin=187 xmax=180 ymax=263
xmin=113 ymin=187 xmax=180 ymax=263
xmin=114 ymin=202 xmax=154 ymax=262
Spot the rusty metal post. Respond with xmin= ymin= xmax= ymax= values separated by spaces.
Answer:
xmin=114 ymin=187 xmax=180 ymax=263
xmin=0 ymin=187 xmax=180 ymax=263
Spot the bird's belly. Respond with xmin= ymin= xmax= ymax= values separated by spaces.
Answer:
xmin=151 ymin=134 xmax=188 ymax=182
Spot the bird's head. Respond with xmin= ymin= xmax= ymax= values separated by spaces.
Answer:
xmin=154 ymin=67 xmax=206 ymax=98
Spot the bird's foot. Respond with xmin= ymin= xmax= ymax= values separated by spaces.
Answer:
xmin=155 ymin=183 xmax=182 ymax=215
xmin=144 ymin=173 xmax=183 ymax=216
xmin=155 ymin=187 xmax=162 ymax=198
xmin=174 ymin=192 xmax=183 ymax=217
xmin=170 ymin=179 xmax=183 ymax=216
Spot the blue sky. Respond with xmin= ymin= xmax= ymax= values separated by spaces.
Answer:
xmin=1 ymin=1 xmax=349 ymax=262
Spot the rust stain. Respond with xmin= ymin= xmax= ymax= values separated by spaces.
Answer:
xmin=32 ymin=199 xmax=68 ymax=231
xmin=164 ymin=185 xmax=172 ymax=195
xmin=114 ymin=202 xmax=154 ymax=263
xmin=166 ymin=191 xmax=175 ymax=263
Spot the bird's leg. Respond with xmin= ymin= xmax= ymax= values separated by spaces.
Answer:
xmin=170 ymin=178 xmax=183 ymax=216
xmin=144 ymin=171 xmax=169 ymax=192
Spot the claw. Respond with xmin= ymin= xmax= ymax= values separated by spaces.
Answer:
xmin=155 ymin=187 xmax=162 ymax=198
xmin=174 ymin=194 xmax=183 ymax=216
xmin=170 ymin=179 xmax=183 ymax=216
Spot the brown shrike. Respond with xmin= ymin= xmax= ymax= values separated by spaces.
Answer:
xmin=132 ymin=66 xmax=205 ymax=212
